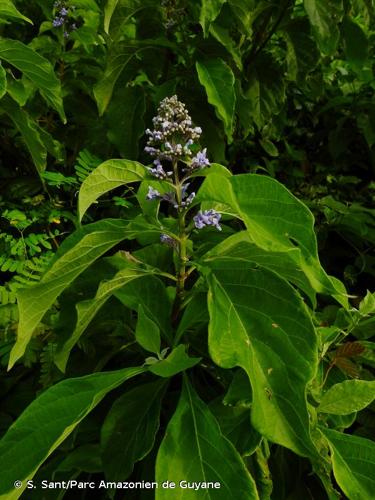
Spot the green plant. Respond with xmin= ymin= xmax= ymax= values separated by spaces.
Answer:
xmin=0 ymin=96 xmax=374 ymax=500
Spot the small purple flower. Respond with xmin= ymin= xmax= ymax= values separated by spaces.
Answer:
xmin=191 ymin=148 xmax=210 ymax=170
xmin=53 ymin=17 xmax=64 ymax=27
xmin=63 ymin=31 xmax=69 ymax=38
xmin=194 ymin=209 xmax=222 ymax=231
xmin=146 ymin=186 xmax=161 ymax=200
xmin=160 ymin=234 xmax=176 ymax=247
xmin=71 ymin=23 xmax=77 ymax=30
xmin=148 ymin=159 xmax=169 ymax=179
xmin=60 ymin=7 xmax=69 ymax=16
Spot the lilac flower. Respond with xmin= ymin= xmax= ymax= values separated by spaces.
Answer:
xmin=52 ymin=17 xmax=64 ymax=27
xmin=63 ymin=31 xmax=69 ymax=38
xmin=146 ymin=186 xmax=161 ymax=201
xmin=160 ymin=234 xmax=176 ymax=247
xmin=194 ymin=210 xmax=222 ymax=231
xmin=191 ymin=148 xmax=210 ymax=170
xmin=60 ymin=7 xmax=69 ymax=16
xmin=148 ymin=159 xmax=169 ymax=179
xmin=144 ymin=95 xmax=203 ymax=162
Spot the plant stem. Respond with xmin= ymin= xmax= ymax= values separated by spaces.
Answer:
xmin=172 ymin=160 xmax=188 ymax=323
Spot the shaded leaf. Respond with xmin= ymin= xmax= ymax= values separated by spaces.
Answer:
xmin=196 ymin=58 xmax=236 ymax=142
xmin=319 ymin=380 xmax=375 ymax=415
xmin=321 ymin=428 xmax=375 ymax=500
xmin=155 ymin=377 xmax=259 ymax=499
xmin=303 ymin=0 xmax=344 ymax=55
xmin=0 ymin=0 xmax=32 ymax=24
xmin=148 ymin=345 xmax=201 ymax=378
xmin=0 ymin=367 xmax=144 ymax=499
xmin=136 ymin=303 xmax=161 ymax=355
xmin=200 ymin=0 xmax=226 ymax=36
xmin=101 ymin=380 xmax=166 ymax=482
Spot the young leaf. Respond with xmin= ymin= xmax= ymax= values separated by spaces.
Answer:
xmin=196 ymin=59 xmax=236 ymax=142
xmin=319 ymin=380 xmax=375 ymax=415
xmin=0 ymin=366 xmax=144 ymax=500
xmin=206 ymin=259 xmax=319 ymax=458
xmin=148 ymin=345 xmax=201 ymax=378
xmin=78 ymin=159 xmax=146 ymax=220
xmin=0 ymin=39 xmax=65 ymax=122
xmin=101 ymin=380 xmax=166 ymax=482
xmin=155 ymin=377 xmax=259 ymax=499
xmin=321 ymin=428 xmax=375 ymax=500
xmin=136 ymin=303 xmax=161 ymax=355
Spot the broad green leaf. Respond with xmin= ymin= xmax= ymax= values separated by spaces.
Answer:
xmin=155 ymin=377 xmax=259 ymax=499
xmin=93 ymin=44 xmax=139 ymax=115
xmin=55 ymin=266 xmax=149 ymax=372
xmin=9 ymin=219 xmax=151 ymax=369
xmin=103 ymin=0 xmax=155 ymax=38
xmin=303 ymin=0 xmax=344 ymax=55
xmin=136 ymin=303 xmax=161 ymax=354
xmin=282 ymin=18 xmax=320 ymax=81
xmin=321 ymin=428 xmax=375 ymax=500
xmin=196 ymin=59 xmax=236 ymax=142
xmin=78 ymin=159 xmax=146 ymax=220
xmin=148 ymin=345 xmax=201 ymax=377
xmin=209 ymin=24 xmax=243 ymax=70
xmin=242 ymin=52 xmax=285 ymax=131
xmin=0 ymin=0 xmax=32 ymax=24
xmin=200 ymin=0 xmax=226 ymax=36
xmin=319 ymin=380 xmax=375 ymax=415
xmin=0 ymin=63 xmax=6 ymax=99
xmin=0 ymin=39 xmax=65 ymax=122
xmin=101 ymin=380 xmax=166 ymax=482
xmin=1 ymin=96 xmax=47 ymax=173
xmin=0 ymin=366 xmax=144 ymax=500
xmin=206 ymin=259 xmax=319 ymax=458
xmin=106 ymin=86 xmax=146 ymax=159
xmin=197 ymin=173 xmax=347 ymax=303
xmin=342 ymin=16 xmax=368 ymax=72
xmin=203 ymin=231 xmax=317 ymax=307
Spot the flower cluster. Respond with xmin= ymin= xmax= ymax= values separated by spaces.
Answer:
xmin=194 ymin=210 xmax=222 ymax=231
xmin=52 ymin=1 xmax=77 ymax=37
xmin=144 ymin=96 xmax=221 ymax=246
xmin=145 ymin=95 xmax=205 ymax=166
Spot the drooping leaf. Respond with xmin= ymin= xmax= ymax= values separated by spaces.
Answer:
xmin=0 ymin=39 xmax=65 ymax=122
xmin=319 ymin=380 xmax=375 ymax=415
xmin=155 ymin=377 xmax=259 ymax=499
xmin=206 ymin=259 xmax=319 ymax=458
xmin=203 ymin=231 xmax=317 ymax=307
xmin=148 ymin=345 xmax=201 ymax=378
xmin=303 ymin=0 xmax=344 ymax=55
xmin=101 ymin=380 xmax=166 ymax=482
xmin=78 ymin=159 xmax=146 ymax=220
xmin=321 ymin=428 xmax=375 ymax=500
xmin=341 ymin=16 xmax=368 ymax=72
xmin=0 ymin=366 xmax=144 ymax=500
xmin=0 ymin=0 xmax=33 ymax=24
xmin=136 ymin=303 xmax=161 ymax=355
xmin=9 ymin=219 xmax=155 ymax=369
xmin=1 ymin=96 xmax=47 ymax=173
xmin=93 ymin=44 xmax=139 ymax=115
xmin=200 ymin=0 xmax=226 ymax=36
xmin=196 ymin=58 xmax=236 ymax=142
xmin=0 ymin=63 xmax=6 ymax=99
xmin=106 ymin=86 xmax=146 ymax=159
xmin=196 ymin=173 xmax=347 ymax=303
